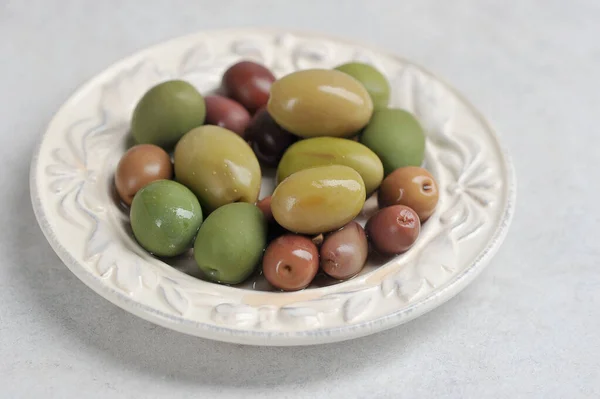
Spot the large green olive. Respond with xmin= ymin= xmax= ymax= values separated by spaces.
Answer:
xmin=271 ymin=165 xmax=366 ymax=235
xmin=334 ymin=62 xmax=390 ymax=110
xmin=174 ymin=125 xmax=261 ymax=213
xmin=277 ymin=137 xmax=383 ymax=194
xmin=131 ymin=80 xmax=206 ymax=149
xmin=360 ymin=108 xmax=426 ymax=175
xmin=267 ymin=69 xmax=373 ymax=138
xmin=130 ymin=180 xmax=203 ymax=257
xmin=194 ymin=202 xmax=267 ymax=284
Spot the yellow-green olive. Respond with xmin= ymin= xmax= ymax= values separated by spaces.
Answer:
xmin=271 ymin=165 xmax=366 ymax=234
xmin=174 ymin=125 xmax=261 ymax=212
xmin=277 ymin=137 xmax=383 ymax=195
xmin=267 ymin=69 xmax=373 ymax=138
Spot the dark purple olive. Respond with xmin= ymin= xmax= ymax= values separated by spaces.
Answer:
xmin=366 ymin=205 xmax=420 ymax=255
xmin=320 ymin=221 xmax=368 ymax=280
xmin=245 ymin=108 xmax=296 ymax=167
xmin=204 ymin=95 xmax=251 ymax=137
xmin=222 ymin=61 xmax=276 ymax=113
xmin=262 ymin=235 xmax=319 ymax=291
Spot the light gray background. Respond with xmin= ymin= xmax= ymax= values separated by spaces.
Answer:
xmin=1 ymin=1 xmax=598 ymax=398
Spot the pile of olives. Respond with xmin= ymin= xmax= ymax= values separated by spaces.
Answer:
xmin=114 ymin=60 xmax=439 ymax=291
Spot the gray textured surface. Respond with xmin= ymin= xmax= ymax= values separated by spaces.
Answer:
xmin=1 ymin=1 xmax=599 ymax=398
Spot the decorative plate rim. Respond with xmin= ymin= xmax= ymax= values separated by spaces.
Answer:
xmin=30 ymin=28 xmax=516 ymax=346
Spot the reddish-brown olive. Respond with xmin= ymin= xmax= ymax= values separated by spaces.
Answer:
xmin=320 ymin=221 xmax=368 ymax=280
xmin=245 ymin=108 xmax=296 ymax=167
xmin=366 ymin=205 xmax=421 ymax=255
xmin=256 ymin=196 xmax=274 ymax=223
xmin=378 ymin=166 xmax=439 ymax=222
xmin=115 ymin=144 xmax=173 ymax=205
xmin=204 ymin=95 xmax=251 ymax=137
xmin=262 ymin=235 xmax=319 ymax=291
xmin=222 ymin=61 xmax=276 ymax=113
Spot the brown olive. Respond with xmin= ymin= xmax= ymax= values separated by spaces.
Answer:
xmin=366 ymin=205 xmax=421 ymax=255
xmin=262 ymin=235 xmax=319 ymax=291
xmin=320 ymin=221 xmax=368 ymax=280
xmin=256 ymin=196 xmax=274 ymax=223
xmin=115 ymin=144 xmax=173 ymax=205
xmin=222 ymin=61 xmax=276 ymax=113
xmin=245 ymin=108 xmax=296 ymax=167
xmin=204 ymin=95 xmax=251 ymax=137
xmin=378 ymin=166 xmax=439 ymax=222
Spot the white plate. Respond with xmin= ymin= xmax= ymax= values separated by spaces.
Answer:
xmin=30 ymin=29 xmax=516 ymax=346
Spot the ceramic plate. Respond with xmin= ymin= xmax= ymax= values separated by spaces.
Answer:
xmin=30 ymin=29 xmax=516 ymax=346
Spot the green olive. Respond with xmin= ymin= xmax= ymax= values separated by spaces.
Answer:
xmin=267 ymin=69 xmax=373 ymax=138
xmin=277 ymin=137 xmax=383 ymax=194
xmin=194 ymin=202 xmax=267 ymax=284
xmin=271 ymin=165 xmax=366 ymax=235
xmin=334 ymin=62 xmax=390 ymax=109
xmin=131 ymin=80 xmax=206 ymax=149
xmin=174 ymin=125 xmax=261 ymax=213
xmin=360 ymin=108 xmax=426 ymax=175
xmin=130 ymin=180 xmax=203 ymax=257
